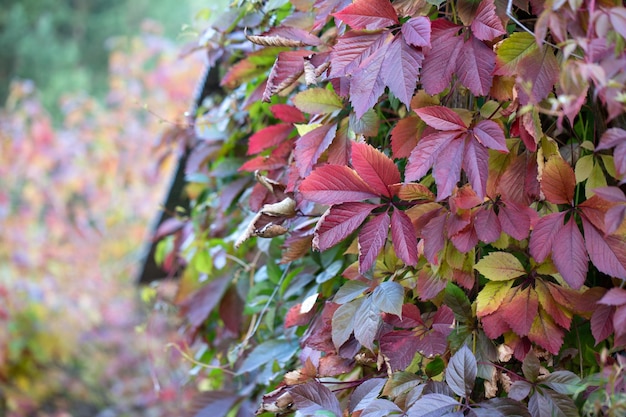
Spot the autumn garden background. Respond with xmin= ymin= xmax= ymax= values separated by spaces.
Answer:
xmin=2 ymin=0 xmax=626 ymax=417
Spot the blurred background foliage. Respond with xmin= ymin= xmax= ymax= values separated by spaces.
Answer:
xmin=0 ymin=0 xmax=209 ymax=415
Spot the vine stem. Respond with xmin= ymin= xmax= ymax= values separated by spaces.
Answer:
xmin=165 ymin=342 xmax=236 ymax=375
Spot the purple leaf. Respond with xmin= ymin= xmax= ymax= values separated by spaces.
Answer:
xmin=530 ymin=212 xmax=566 ymax=262
xmin=332 ymin=0 xmax=399 ymax=30
xmin=359 ymin=213 xmax=390 ymax=272
xmin=314 ymin=202 xmax=377 ymax=250
xmin=350 ymin=378 xmax=387 ymax=412
xmin=433 ymin=138 xmax=465 ymax=200
xmin=421 ymin=19 xmax=463 ymax=95
xmin=350 ymin=35 xmax=393 ymax=118
xmin=552 ymin=217 xmax=588 ymax=290
xmin=391 ymin=208 xmax=419 ymax=266
xmin=471 ymin=0 xmax=506 ymax=41
xmin=351 ymin=141 xmax=400 ymax=197
xmin=402 ymin=16 xmax=432 ymax=47
xmin=456 ymin=35 xmax=495 ymax=97
xmin=516 ymin=47 xmax=560 ymax=105
xmin=582 ymin=217 xmax=626 ymax=279
xmin=405 ymin=131 xmax=459 ymax=182
xmin=473 ymin=120 xmax=508 ymax=152
xmin=462 ymin=138 xmax=489 ymax=199
xmin=383 ymin=35 xmax=423 ymax=109
xmin=446 ymin=345 xmax=477 ymax=397
xmin=295 ymin=123 xmax=338 ymax=176
xmin=415 ymin=106 xmax=467 ymax=131
xmin=380 ymin=330 xmax=420 ymax=371
xmin=353 ymin=296 xmax=382 ymax=350
xmin=330 ymin=30 xmax=389 ymax=78
xmin=290 ymin=381 xmax=342 ymax=416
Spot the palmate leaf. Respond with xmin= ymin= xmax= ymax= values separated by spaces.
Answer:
xmin=581 ymin=216 xmax=626 ymax=279
xmin=516 ymin=46 xmax=560 ymax=105
xmin=529 ymin=212 xmax=566 ymax=262
xmin=247 ymin=123 xmax=294 ymax=155
xmin=314 ymin=202 xmax=377 ymax=250
xmin=329 ymin=30 xmax=389 ymax=78
xmin=358 ymin=212 xmax=390 ymax=272
xmin=528 ymin=308 xmax=565 ymax=355
xmin=597 ymin=127 xmax=626 ymax=180
xmin=499 ymin=286 xmax=539 ymax=336
xmin=350 ymin=35 xmax=392 ymax=118
xmin=332 ymin=0 xmax=399 ymax=30
xmin=382 ymin=35 xmax=424 ymax=109
xmin=295 ymin=123 xmax=338 ymax=176
xmin=351 ymin=142 xmax=400 ymax=197
xmin=528 ymin=390 xmax=578 ymax=417
xmin=476 ymin=280 xmax=514 ymax=317
xmin=433 ymin=138 xmax=465 ymax=200
xmin=300 ymin=164 xmax=379 ymax=205
xmin=456 ymin=35 xmax=495 ymax=96
xmin=380 ymin=330 xmax=420 ymax=371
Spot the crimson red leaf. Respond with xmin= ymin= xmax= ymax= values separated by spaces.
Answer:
xmin=300 ymin=164 xmax=379 ymax=205
xmin=422 ymin=212 xmax=447 ymax=265
xmin=270 ymin=104 xmax=306 ymax=123
xmin=582 ymin=217 xmax=626 ymax=279
xmin=402 ymin=16 xmax=431 ymax=47
xmin=414 ymin=106 xmax=467 ymax=131
xmin=390 ymin=114 xmax=421 ymax=158
xmin=591 ymin=304 xmax=614 ymax=345
xmin=382 ymin=35 xmax=423 ymax=109
xmin=433 ymin=138 xmax=465 ymax=200
xmin=380 ymin=330 xmax=419 ymax=371
xmin=327 ymin=120 xmax=351 ymax=166
xmin=295 ymin=123 xmax=338 ymax=176
xmin=456 ymin=35 xmax=495 ymax=96
xmin=359 ymin=213 xmax=390 ymax=272
xmin=528 ymin=309 xmax=565 ymax=355
xmin=314 ymin=202 xmax=377 ymax=250
xmin=481 ymin=312 xmax=511 ymax=339
xmin=421 ymin=19 xmax=463 ymax=95
xmin=391 ymin=208 xmax=419 ymax=266
xmin=240 ymin=139 xmax=293 ymax=172
xmin=263 ymin=50 xmax=310 ymax=101
xmin=405 ymin=131 xmax=459 ymax=182
xmin=501 ymin=286 xmax=539 ymax=336
xmin=517 ymin=47 xmax=560 ymax=105
xmin=332 ymin=0 xmax=399 ymax=30
xmin=329 ymin=30 xmax=389 ymax=78
xmin=247 ymin=124 xmax=294 ymax=155
xmin=473 ymin=120 xmax=508 ymax=152
xmin=350 ymin=35 xmax=392 ymax=118
xmin=530 ymin=212 xmax=566 ymax=262
xmin=541 ymin=157 xmax=576 ymax=205
xmin=462 ymin=138 xmax=489 ymax=199
xmin=351 ymin=142 xmax=400 ymax=197
xmin=552 ymin=217 xmax=588 ymax=289
xmin=471 ymin=0 xmax=506 ymax=41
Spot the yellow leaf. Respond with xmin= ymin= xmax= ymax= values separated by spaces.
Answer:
xmin=477 ymin=280 xmax=515 ymax=317
xmin=585 ymin=162 xmax=607 ymax=198
xmin=574 ymin=154 xmax=594 ymax=183
xmin=475 ymin=252 xmax=526 ymax=281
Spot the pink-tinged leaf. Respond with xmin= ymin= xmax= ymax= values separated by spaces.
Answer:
xmin=599 ymin=288 xmax=626 ymax=306
xmin=422 ymin=213 xmax=447 ymax=265
xmin=414 ymin=106 xmax=467 ymax=131
xmin=353 ymin=296 xmax=382 ymax=350
xmin=391 ymin=209 xmax=419 ymax=266
xmin=528 ymin=309 xmax=565 ymax=355
xmin=552 ymin=217 xmax=588 ymax=290
xmin=417 ymin=268 xmax=448 ymax=300
xmin=530 ymin=212 xmax=566 ymax=262
xmin=613 ymin=305 xmax=626 ymax=341
xmin=329 ymin=30 xmax=389 ymax=78
xmin=300 ymin=164 xmax=379 ymax=205
xmin=456 ymin=35 xmax=496 ymax=96
xmin=609 ymin=7 xmax=626 ymax=41
xmin=414 ymin=328 xmax=449 ymax=358
xmin=499 ymin=152 xmax=540 ymax=206
xmin=593 ymin=186 xmax=626 ymax=203
xmin=473 ymin=120 xmax=508 ymax=152
xmin=359 ymin=213 xmax=390 ymax=272
xmin=248 ymin=124 xmax=294 ymax=155
xmin=541 ymin=157 xmax=576 ymax=205
xmin=517 ymin=47 xmax=560 ymax=105
xmin=380 ymin=330 xmax=419 ymax=371
xmin=497 ymin=200 xmax=531 ymax=241
xmin=406 ymin=131 xmax=459 ymax=182
xmin=296 ymin=123 xmax=338 ymax=176
xmin=450 ymin=225 xmax=478 ymax=253
xmin=314 ymin=202 xmax=377 ymax=250
xmin=471 ymin=0 xmax=506 ymax=41
xmin=382 ymin=35 xmax=423 ymax=109
xmin=351 ymin=142 xmax=400 ymax=197
xmin=474 ymin=208 xmax=502 ymax=243
xmin=591 ymin=304 xmax=614 ymax=345
xmin=462 ymin=139 xmax=489 ymax=199
xmin=390 ymin=183 xmax=435 ymax=201
xmin=481 ymin=312 xmax=511 ymax=339
xmin=402 ymin=16 xmax=431 ymax=47
xmin=597 ymin=128 xmax=626 ymax=151
xmin=182 ymin=276 xmax=230 ymax=330
xmin=263 ymin=50 xmax=310 ymax=101
xmin=290 ymin=381 xmax=342 ymax=416
xmin=332 ymin=0 xmax=399 ymax=30
xmin=240 ymin=139 xmax=294 ymax=172
xmin=582 ymin=217 xmax=626 ymax=279
xmin=350 ymin=35 xmax=392 ymax=118
xmin=349 ymin=378 xmax=388 ymax=413
xmin=421 ymin=19 xmax=463 ymax=95
xmin=327 ymin=120 xmax=351 ymax=166
xmin=390 ymin=114 xmax=421 ymax=158
xmin=433 ymin=138 xmax=465 ymax=200
xmin=270 ymin=104 xmax=306 ymax=123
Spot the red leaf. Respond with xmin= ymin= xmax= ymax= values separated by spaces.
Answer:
xmin=481 ymin=312 xmax=511 ymax=339
xmin=406 ymin=131 xmax=459 ymax=182
xmin=391 ymin=114 xmax=421 ymax=158
xmin=501 ymin=287 xmax=539 ymax=336
xmin=552 ymin=217 xmax=588 ymax=290
xmin=530 ymin=212 xmax=566 ymax=262
xmin=450 ymin=225 xmax=479 ymax=253
xmin=433 ymin=138 xmax=465 ymax=200
xmin=401 ymin=16 xmax=431 ymax=47
xmin=591 ymin=304 xmax=614 ymax=345
xmin=351 ymin=142 xmax=400 ymax=197
xmin=471 ymin=0 xmax=506 ymax=41
xmin=296 ymin=123 xmax=338 ymax=176
xmin=329 ymin=30 xmax=389 ymax=78
xmin=271 ymin=104 xmax=306 ymax=123
xmin=582 ymin=217 xmax=626 ymax=279
xmin=263 ymin=50 xmax=310 ymax=101
xmin=248 ymin=124 xmax=294 ymax=155
xmin=350 ymin=35 xmax=393 ymax=118
xmin=473 ymin=120 xmax=508 ymax=152
xmin=421 ymin=19 xmax=463 ymax=95
xmin=462 ymin=138 xmax=489 ymax=199
xmin=517 ymin=47 xmax=560 ymax=105
xmin=417 ymin=268 xmax=448 ymax=300
xmin=497 ymin=200 xmax=531 ymax=241
xmin=541 ymin=157 xmax=576 ymax=205
xmin=332 ymin=0 xmax=399 ymax=30
xmin=391 ymin=209 xmax=419 ymax=266
xmin=299 ymin=164 xmax=379 ymax=205
xmin=422 ymin=212 xmax=447 ymax=265
xmin=240 ymin=139 xmax=294 ymax=172
xmin=359 ymin=213 xmax=390 ymax=272
xmin=414 ymin=106 xmax=467 ymax=131
xmin=380 ymin=330 xmax=419 ymax=371
xmin=327 ymin=120 xmax=351 ymax=166
xmin=528 ymin=309 xmax=565 ymax=355
xmin=314 ymin=202 xmax=377 ymax=250
xmin=382 ymin=35 xmax=423 ymax=109
xmin=285 ymin=303 xmax=316 ymax=328
xmin=474 ymin=208 xmax=502 ymax=243
xmin=456 ymin=35 xmax=495 ymax=96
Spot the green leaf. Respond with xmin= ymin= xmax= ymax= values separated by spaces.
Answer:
xmin=575 ymin=154 xmax=594 ymax=183
xmin=445 ymin=345 xmax=477 ymax=398
xmin=495 ymin=32 xmax=538 ymax=76
xmin=521 ymin=349 xmax=540 ymax=382
xmin=585 ymin=161 xmax=607 ymax=198
xmin=443 ymin=282 xmax=473 ymax=322
xmin=426 ymin=357 xmax=445 ymax=377
xmin=475 ymin=252 xmax=526 ymax=281
xmin=293 ymin=87 xmax=343 ymax=114
xmin=371 ymin=281 xmax=404 ymax=317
